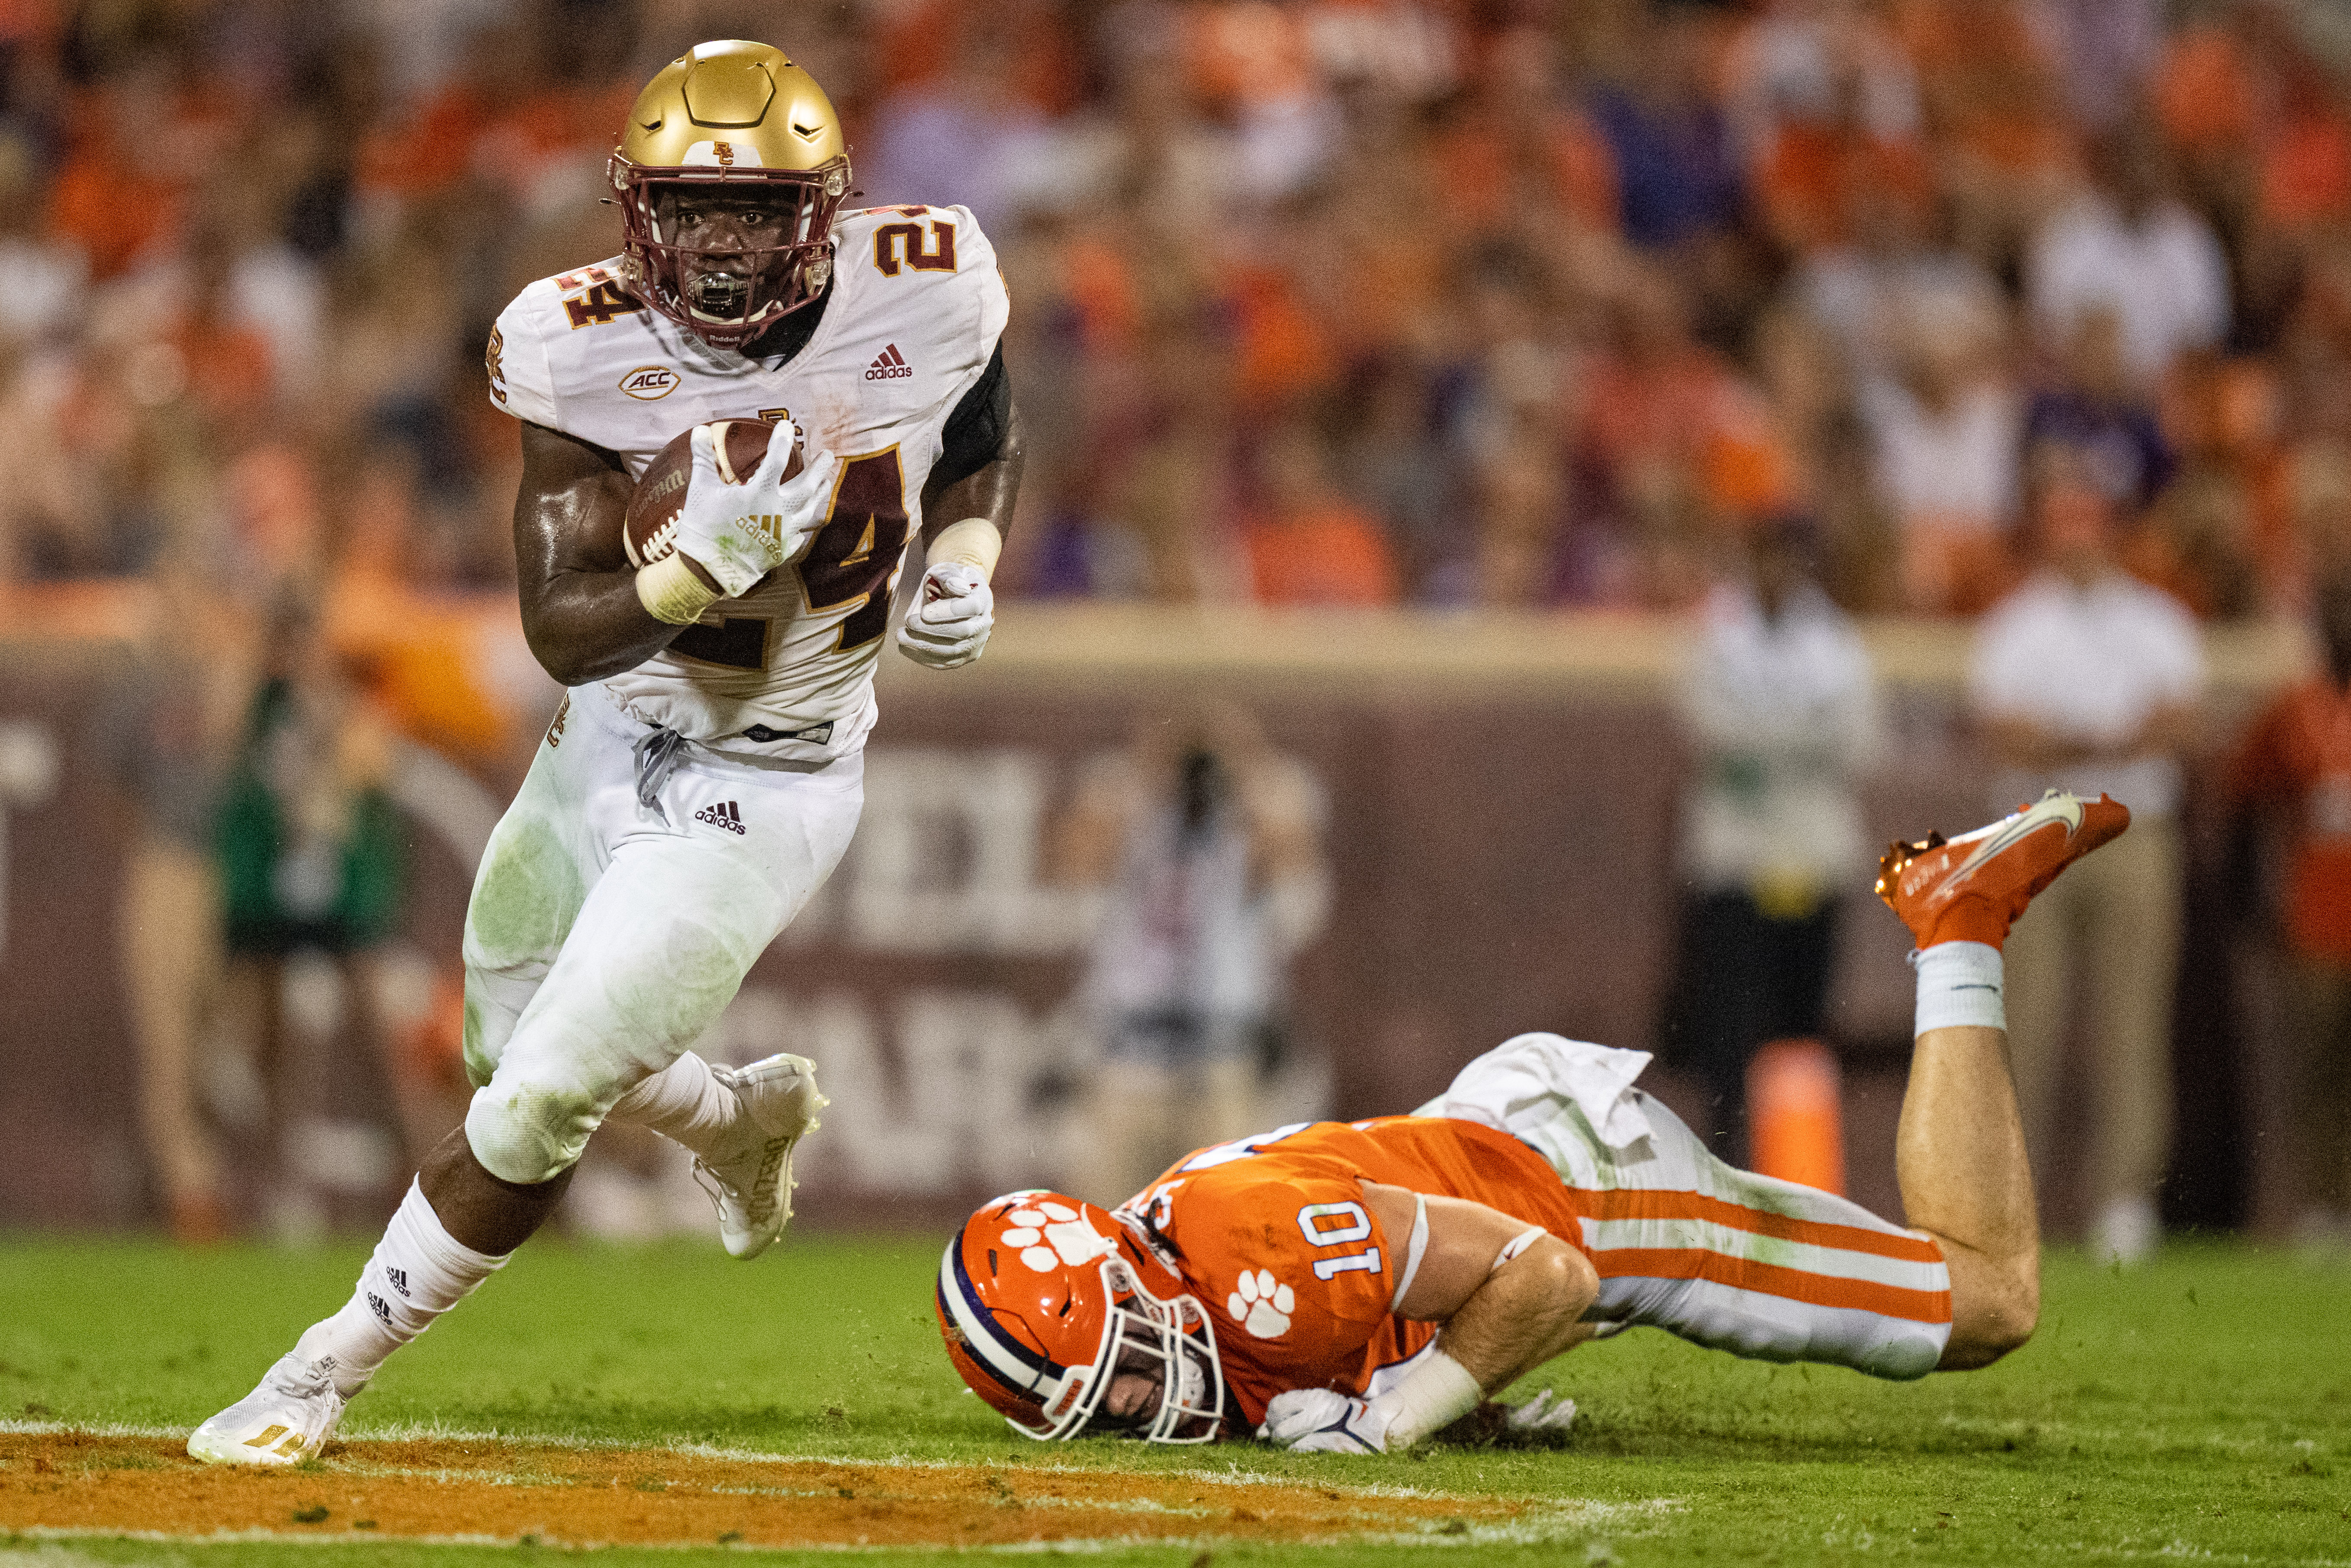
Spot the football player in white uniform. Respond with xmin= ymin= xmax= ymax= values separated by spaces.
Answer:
xmin=190 ymin=39 xmax=1022 ymax=1465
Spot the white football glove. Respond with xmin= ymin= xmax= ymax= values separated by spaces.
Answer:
xmin=1257 ymin=1388 xmax=1393 ymax=1453
xmin=895 ymin=561 xmax=994 ymax=668
xmin=674 ymin=421 xmax=840 ymax=598
xmin=1502 ymin=1388 xmax=1577 ymax=1435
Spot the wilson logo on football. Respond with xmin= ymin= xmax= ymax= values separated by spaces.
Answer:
xmin=618 ymin=365 xmax=681 ymax=400
xmin=694 ymin=801 xmax=746 ymax=834
xmin=865 ymin=344 xmax=913 ymax=381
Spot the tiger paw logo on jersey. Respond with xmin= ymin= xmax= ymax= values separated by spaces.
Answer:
xmin=1000 ymin=1200 xmax=1114 ymax=1272
xmin=1227 ymin=1270 xmax=1294 ymax=1338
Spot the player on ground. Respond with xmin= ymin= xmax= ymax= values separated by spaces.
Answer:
xmin=191 ymin=39 xmax=1020 ymax=1465
xmin=938 ymin=791 xmax=2120 ymax=1450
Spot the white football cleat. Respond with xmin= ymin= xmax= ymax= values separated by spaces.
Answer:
xmin=187 ymin=1351 xmax=347 ymax=1466
xmin=695 ymin=1053 xmax=827 ymax=1260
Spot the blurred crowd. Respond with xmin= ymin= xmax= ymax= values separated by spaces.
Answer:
xmin=9 ymin=0 xmax=2351 ymax=620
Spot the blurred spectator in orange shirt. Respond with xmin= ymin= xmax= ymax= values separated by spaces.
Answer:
xmin=1726 ymin=0 xmax=1921 ymax=168
xmin=168 ymin=234 xmax=276 ymax=430
xmin=1579 ymin=261 xmax=1793 ymax=530
xmin=2226 ymin=526 xmax=2351 ymax=1250
xmin=1904 ymin=0 xmax=2078 ymax=262
xmin=1425 ymin=25 xmax=1618 ymax=242
xmin=1753 ymin=86 xmax=1933 ymax=256
xmin=47 ymin=71 xmax=190 ymax=279
xmin=1245 ymin=421 xmax=1399 ymax=604
xmin=1735 ymin=0 xmax=1932 ymax=257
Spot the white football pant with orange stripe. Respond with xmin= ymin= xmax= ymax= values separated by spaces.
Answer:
xmin=1416 ymin=1033 xmax=1952 ymax=1380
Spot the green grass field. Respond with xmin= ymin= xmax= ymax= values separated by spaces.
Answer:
xmin=3 ymin=1232 xmax=2348 ymax=1566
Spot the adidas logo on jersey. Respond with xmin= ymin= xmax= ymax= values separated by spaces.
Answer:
xmin=695 ymin=800 xmax=746 ymax=834
xmin=865 ymin=344 xmax=913 ymax=381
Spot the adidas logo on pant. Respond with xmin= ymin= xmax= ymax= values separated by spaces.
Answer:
xmin=865 ymin=343 xmax=913 ymax=380
xmin=695 ymin=800 xmax=746 ymax=835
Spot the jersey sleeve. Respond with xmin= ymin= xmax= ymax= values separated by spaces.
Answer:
xmin=1173 ymin=1167 xmax=1398 ymax=1401
xmin=943 ymin=204 xmax=1010 ymax=366
xmin=485 ymin=286 xmax=559 ymax=429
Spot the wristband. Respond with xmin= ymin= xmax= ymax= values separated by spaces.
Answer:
xmin=1368 ymin=1349 xmax=1483 ymax=1450
xmin=1911 ymin=940 xmax=2005 ymax=1036
xmin=929 ymin=516 xmax=1002 ymax=580
xmin=637 ymin=553 xmax=720 ymax=626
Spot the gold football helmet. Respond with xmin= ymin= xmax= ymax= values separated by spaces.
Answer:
xmin=608 ymin=40 xmax=852 ymax=349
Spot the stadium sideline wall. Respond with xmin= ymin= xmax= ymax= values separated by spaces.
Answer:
xmin=0 ymin=602 xmax=2306 ymax=1235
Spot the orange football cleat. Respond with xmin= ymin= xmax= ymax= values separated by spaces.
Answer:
xmin=1876 ymin=790 xmax=2131 ymax=950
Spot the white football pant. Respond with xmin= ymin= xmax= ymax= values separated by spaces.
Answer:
xmin=1420 ymin=1033 xmax=1953 ymax=1380
xmin=460 ymin=682 xmax=862 ymax=1185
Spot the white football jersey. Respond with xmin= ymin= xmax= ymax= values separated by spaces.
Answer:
xmin=486 ymin=203 xmax=1009 ymax=761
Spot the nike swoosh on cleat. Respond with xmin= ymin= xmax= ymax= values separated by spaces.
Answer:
xmin=1929 ymin=797 xmax=2085 ymax=903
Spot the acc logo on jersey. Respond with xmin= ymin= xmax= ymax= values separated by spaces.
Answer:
xmin=618 ymin=365 xmax=681 ymax=400
xmin=1227 ymin=1270 xmax=1295 ymax=1339
xmin=1000 ymin=1201 xmax=1114 ymax=1272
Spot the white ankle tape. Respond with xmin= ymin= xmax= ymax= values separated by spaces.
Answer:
xmin=1910 ymin=941 xmax=2005 ymax=1036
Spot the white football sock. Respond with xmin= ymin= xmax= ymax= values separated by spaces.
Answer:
xmin=1910 ymin=940 xmax=2005 ymax=1037
xmin=606 ymin=1051 xmax=741 ymax=1158
xmin=290 ymin=1179 xmax=506 ymax=1398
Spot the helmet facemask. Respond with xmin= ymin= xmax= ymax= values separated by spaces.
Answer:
xmin=611 ymin=159 xmax=850 ymax=350
xmin=1021 ymin=1258 xmax=1225 ymax=1444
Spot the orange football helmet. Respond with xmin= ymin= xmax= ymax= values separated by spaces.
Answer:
xmin=608 ymin=40 xmax=852 ymax=348
xmin=936 ymin=1190 xmax=1226 ymax=1442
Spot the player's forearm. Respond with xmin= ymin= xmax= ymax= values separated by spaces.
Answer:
xmin=521 ymin=567 xmax=684 ymax=686
xmin=511 ymin=424 xmax=672 ymax=686
xmin=1432 ymin=1236 xmax=1598 ymax=1392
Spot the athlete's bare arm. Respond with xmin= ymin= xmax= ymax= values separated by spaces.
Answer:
xmin=512 ymin=421 xmax=691 ymax=687
xmin=1358 ymin=1180 xmax=1600 ymax=1393
xmin=918 ymin=391 xmax=1023 ymax=546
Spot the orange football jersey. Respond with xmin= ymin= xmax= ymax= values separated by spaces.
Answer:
xmin=1125 ymin=1117 xmax=1584 ymax=1430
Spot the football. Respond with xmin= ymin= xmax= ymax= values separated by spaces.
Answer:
xmin=623 ymin=419 xmax=804 ymax=569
